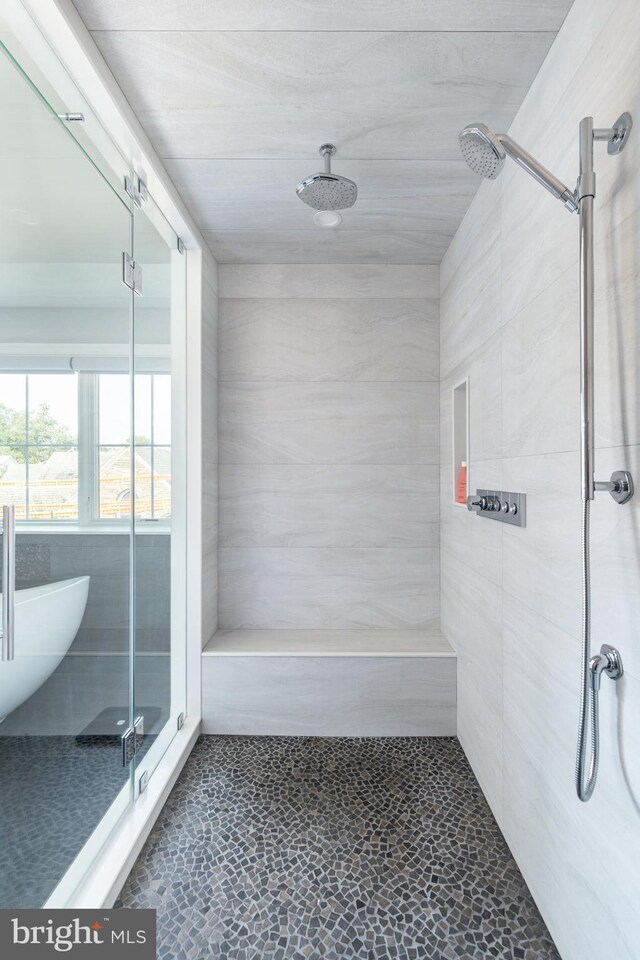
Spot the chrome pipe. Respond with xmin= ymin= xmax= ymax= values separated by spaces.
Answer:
xmin=498 ymin=134 xmax=579 ymax=212
xmin=575 ymin=117 xmax=597 ymax=802
xmin=574 ymin=116 xmax=628 ymax=803
xmin=579 ymin=117 xmax=595 ymax=502
xmin=2 ymin=504 xmax=16 ymax=662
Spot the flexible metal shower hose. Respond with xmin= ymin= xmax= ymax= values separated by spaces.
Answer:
xmin=575 ymin=498 xmax=600 ymax=801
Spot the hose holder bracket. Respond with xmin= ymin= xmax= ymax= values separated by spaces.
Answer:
xmin=594 ymin=470 xmax=633 ymax=504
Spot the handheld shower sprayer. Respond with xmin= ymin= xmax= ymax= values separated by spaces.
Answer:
xmin=458 ymin=123 xmax=578 ymax=211
xmin=458 ymin=113 xmax=633 ymax=803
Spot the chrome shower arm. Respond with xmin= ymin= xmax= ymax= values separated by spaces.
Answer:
xmin=497 ymin=133 xmax=578 ymax=212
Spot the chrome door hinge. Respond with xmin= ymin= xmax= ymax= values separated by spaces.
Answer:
xmin=177 ymin=712 xmax=184 ymax=731
xmin=177 ymin=237 xmax=185 ymax=254
xmin=124 ymin=173 xmax=148 ymax=207
xmin=121 ymin=715 xmax=145 ymax=767
xmin=122 ymin=252 xmax=143 ymax=296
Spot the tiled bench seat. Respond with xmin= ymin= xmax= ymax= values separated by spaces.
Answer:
xmin=202 ymin=630 xmax=456 ymax=736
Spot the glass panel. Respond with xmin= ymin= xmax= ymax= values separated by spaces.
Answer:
xmin=0 ymin=36 xmax=134 ymax=909
xmin=131 ymin=195 xmax=186 ymax=782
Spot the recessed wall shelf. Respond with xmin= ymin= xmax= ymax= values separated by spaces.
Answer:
xmin=452 ymin=377 xmax=469 ymax=507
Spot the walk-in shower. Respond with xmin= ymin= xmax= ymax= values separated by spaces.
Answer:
xmin=459 ymin=113 xmax=633 ymax=802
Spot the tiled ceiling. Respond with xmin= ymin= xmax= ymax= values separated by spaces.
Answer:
xmin=72 ymin=0 xmax=574 ymax=263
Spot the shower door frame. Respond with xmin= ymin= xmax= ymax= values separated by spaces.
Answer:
xmin=4 ymin=0 xmax=206 ymax=907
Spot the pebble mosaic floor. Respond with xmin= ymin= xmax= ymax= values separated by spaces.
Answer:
xmin=0 ymin=735 xmax=126 ymax=908
xmin=118 ymin=736 xmax=560 ymax=960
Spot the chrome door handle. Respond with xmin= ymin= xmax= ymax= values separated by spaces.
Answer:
xmin=2 ymin=504 xmax=16 ymax=661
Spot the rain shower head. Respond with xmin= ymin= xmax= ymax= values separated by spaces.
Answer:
xmin=296 ymin=144 xmax=358 ymax=211
xmin=459 ymin=122 xmax=579 ymax=212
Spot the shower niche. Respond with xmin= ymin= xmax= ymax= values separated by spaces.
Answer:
xmin=452 ymin=377 xmax=469 ymax=507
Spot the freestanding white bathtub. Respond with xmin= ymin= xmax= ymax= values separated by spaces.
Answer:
xmin=0 ymin=576 xmax=90 ymax=718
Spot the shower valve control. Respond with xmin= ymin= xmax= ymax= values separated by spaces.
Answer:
xmin=467 ymin=489 xmax=526 ymax=527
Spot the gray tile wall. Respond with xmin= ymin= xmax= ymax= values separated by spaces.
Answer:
xmin=218 ymin=264 xmax=439 ymax=630
xmin=2 ymin=532 xmax=170 ymax=735
xmin=9 ymin=532 xmax=170 ymax=652
xmin=439 ymin=1 xmax=640 ymax=957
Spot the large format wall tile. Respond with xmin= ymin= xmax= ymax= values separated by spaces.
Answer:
xmin=220 ymin=464 xmax=438 ymax=548
xmin=502 ymin=593 xmax=640 ymax=960
xmin=219 ymin=297 xmax=438 ymax=381
xmin=202 ymin=655 xmax=456 ymax=736
xmin=440 ymin=184 xmax=503 ymax=376
xmin=590 ymin=443 xmax=640 ymax=683
xmin=166 ymin=158 xmax=474 ymax=235
xmin=219 ymin=264 xmax=438 ymax=300
xmin=441 ymin=549 xmax=503 ymax=820
xmin=440 ymin=459 xmax=503 ymax=588
xmin=500 ymin=156 xmax=577 ymax=326
xmin=219 ymin=547 xmax=439 ymax=629
xmin=76 ymin=0 xmax=574 ymax=32
xmin=501 ymin=452 xmax=581 ymax=638
xmin=501 ymin=263 xmax=579 ymax=458
xmin=219 ymin=381 xmax=439 ymax=464
xmin=594 ymin=210 xmax=640 ymax=451
xmin=201 ymin=246 xmax=219 ymax=644
xmin=219 ymin=263 xmax=440 ymax=634
xmin=91 ymin=31 xmax=556 ymax=161
xmin=439 ymin=4 xmax=640 ymax=956
xmin=209 ymin=229 xmax=452 ymax=265
xmin=441 ymin=330 xmax=503 ymax=463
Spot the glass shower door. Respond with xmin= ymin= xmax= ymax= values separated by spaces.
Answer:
xmin=0 ymin=40 xmax=135 ymax=906
xmin=130 ymin=192 xmax=187 ymax=789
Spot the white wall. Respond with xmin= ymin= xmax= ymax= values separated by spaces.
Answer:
xmin=201 ymin=245 xmax=219 ymax=645
xmin=217 ymin=263 xmax=439 ymax=631
xmin=439 ymin=0 xmax=640 ymax=957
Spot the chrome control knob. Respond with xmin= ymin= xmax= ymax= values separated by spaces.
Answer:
xmin=467 ymin=495 xmax=488 ymax=512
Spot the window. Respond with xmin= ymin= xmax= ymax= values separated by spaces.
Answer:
xmin=98 ymin=373 xmax=171 ymax=521
xmin=0 ymin=370 xmax=171 ymax=526
xmin=0 ymin=373 xmax=78 ymax=521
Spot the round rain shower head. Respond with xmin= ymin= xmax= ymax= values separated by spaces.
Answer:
xmin=458 ymin=123 xmax=506 ymax=179
xmin=296 ymin=144 xmax=358 ymax=211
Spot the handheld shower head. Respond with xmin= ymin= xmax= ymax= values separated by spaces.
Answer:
xmin=459 ymin=122 xmax=578 ymax=212
xmin=458 ymin=124 xmax=506 ymax=179
xmin=296 ymin=144 xmax=358 ymax=211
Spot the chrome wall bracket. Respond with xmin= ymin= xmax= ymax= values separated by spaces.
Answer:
xmin=124 ymin=173 xmax=148 ymax=207
xmin=606 ymin=112 xmax=632 ymax=154
xmin=122 ymin=252 xmax=143 ymax=296
xmin=467 ymin=489 xmax=526 ymax=527
xmin=594 ymin=470 xmax=633 ymax=504
xmin=589 ymin=643 xmax=624 ymax=691
xmin=121 ymin=715 xmax=145 ymax=767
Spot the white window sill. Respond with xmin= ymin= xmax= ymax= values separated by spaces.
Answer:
xmin=16 ymin=523 xmax=171 ymax=535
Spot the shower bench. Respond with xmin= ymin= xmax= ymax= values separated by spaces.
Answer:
xmin=201 ymin=630 xmax=456 ymax=736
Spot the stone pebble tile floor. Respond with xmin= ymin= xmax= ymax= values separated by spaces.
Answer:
xmin=117 ymin=736 xmax=561 ymax=960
